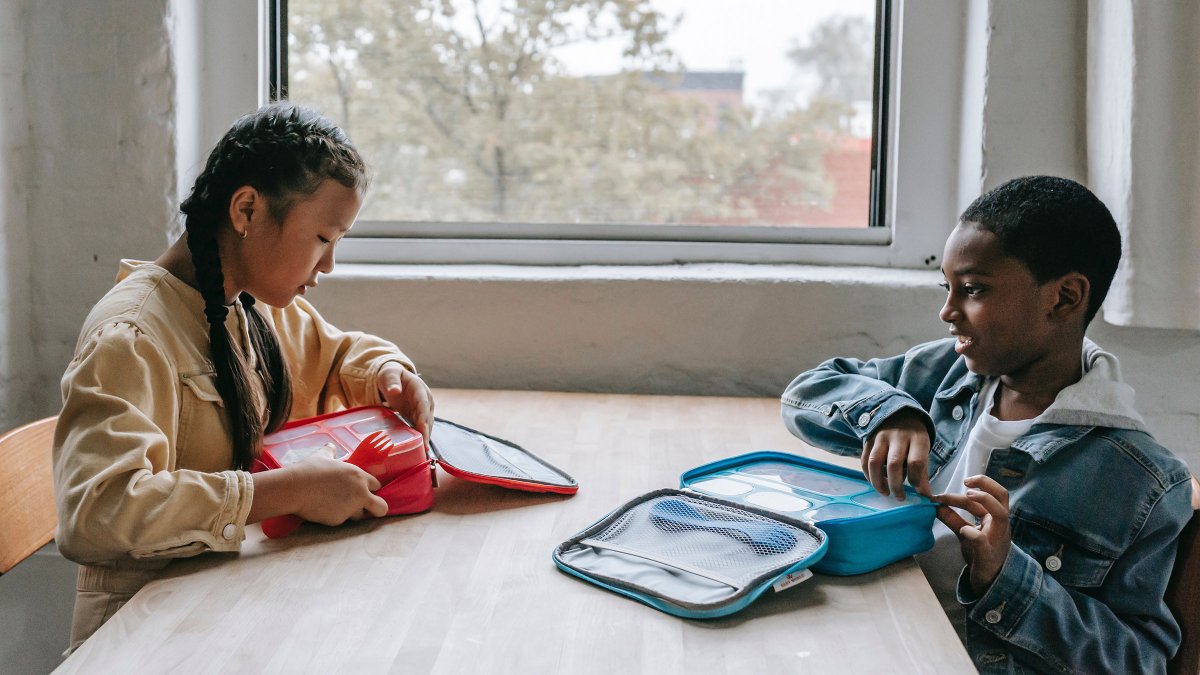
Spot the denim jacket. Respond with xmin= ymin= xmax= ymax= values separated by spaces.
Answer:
xmin=780 ymin=338 xmax=1193 ymax=674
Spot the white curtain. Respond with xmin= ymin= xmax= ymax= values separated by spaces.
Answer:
xmin=1087 ymin=0 xmax=1200 ymax=330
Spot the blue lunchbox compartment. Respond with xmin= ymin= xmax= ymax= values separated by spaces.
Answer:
xmin=680 ymin=452 xmax=936 ymax=575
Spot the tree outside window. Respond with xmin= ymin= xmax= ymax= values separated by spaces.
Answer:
xmin=286 ymin=0 xmax=878 ymax=230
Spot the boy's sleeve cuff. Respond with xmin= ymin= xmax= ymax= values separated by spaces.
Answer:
xmin=957 ymin=544 xmax=1042 ymax=638
xmin=841 ymin=391 xmax=932 ymax=441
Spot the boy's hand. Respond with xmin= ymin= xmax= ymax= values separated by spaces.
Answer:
xmin=378 ymin=364 xmax=435 ymax=453
xmin=934 ymin=475 xmax=1013 ymax=596
xmin=862 ymin=408 xmax=932 ymax=499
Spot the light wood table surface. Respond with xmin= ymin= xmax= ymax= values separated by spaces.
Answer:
xmin=57 ymin=389 xmax=973 ymax=674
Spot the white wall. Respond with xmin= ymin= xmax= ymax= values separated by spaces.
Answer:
xmin=17 ymin=0 xmax=178 ymax=426
xmin=0 ymin=2 xmax=179 ymax=671
xmin=0 ymin=0 xmax=36 ymax=426
xmin=172 ymin=0 xmax=261 ymax=217
xmin=308 ymin=264 xmax=947 ymax=395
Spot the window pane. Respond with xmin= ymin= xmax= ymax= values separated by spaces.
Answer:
xmin=286 ymin=0 xmax=879 ymax=229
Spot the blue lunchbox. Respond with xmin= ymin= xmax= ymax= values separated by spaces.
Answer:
xmin=680 ymin=452 xmax=936 ymax=576
xmin=553 ymin=452 xmax=935 ymax=619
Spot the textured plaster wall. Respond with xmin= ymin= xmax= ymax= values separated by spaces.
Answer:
xmin=0 ymin=0 xmax=36 ymax=426
xmin=0 ymin=3 xmax=179 ymax=671
xmin=16 ymin=0 xmax=177 ymax=430
xmin=977 ymin=1 xmax=1088 ymax=188
xmin=308 ymin=264 xmax=948 ymax=396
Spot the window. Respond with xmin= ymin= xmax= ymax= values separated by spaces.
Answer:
xmin=263 ymin=0 xmax=958 ymax=266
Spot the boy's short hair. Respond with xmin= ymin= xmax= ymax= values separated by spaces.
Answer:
xmin=960 ymin=175 xmax=1121 ymax=324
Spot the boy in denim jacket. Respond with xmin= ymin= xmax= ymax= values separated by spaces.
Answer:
xmin=781 ymin=176 xmax=1193 ymax=674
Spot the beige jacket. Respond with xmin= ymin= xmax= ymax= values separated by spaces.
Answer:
xmin=53 ymin=260 xmax=414 ymax=648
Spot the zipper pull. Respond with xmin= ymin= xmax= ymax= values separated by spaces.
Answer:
xmin=429 ymin=458 xmax=439 ymax=487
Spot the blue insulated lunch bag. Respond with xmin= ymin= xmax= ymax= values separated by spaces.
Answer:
xmin=553 ymin=452 xmax=935 ymax=618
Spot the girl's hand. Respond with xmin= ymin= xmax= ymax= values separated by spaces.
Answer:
xmin=290 ymin=455 xmax=389 ymax=525
xmin=934 ymin=474 xmax=1013 ymax=595
xmin=862 ymin=408 xmax=933 ymax=499
xmin=378 ymin=363 xmax=435 ymax=452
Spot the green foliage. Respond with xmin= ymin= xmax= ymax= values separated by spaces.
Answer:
xmin=288 ymin=0 xmax=841 ymax=225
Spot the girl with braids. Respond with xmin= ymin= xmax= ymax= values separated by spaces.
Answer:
xmin=52 ymin=103 xmax=433 ymax=650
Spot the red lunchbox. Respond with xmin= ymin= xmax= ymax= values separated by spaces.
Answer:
xmin=250 ymin=406 xmax=577 ymax=537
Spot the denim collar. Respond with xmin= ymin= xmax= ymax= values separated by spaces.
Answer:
xmin=1011 ymin=424 xmax=1094 ymax=463
xmin=929 ymin=351 xmax=1145 ymax=464
xmin=934 ymin=368 xmax=983 ymax=401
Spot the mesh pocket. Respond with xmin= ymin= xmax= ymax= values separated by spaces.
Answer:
xmin=557 ymin=491 xmax=824 ymax=613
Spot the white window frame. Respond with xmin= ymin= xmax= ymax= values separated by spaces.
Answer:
xmin=194 ymin=0 xmax=965 ymax=270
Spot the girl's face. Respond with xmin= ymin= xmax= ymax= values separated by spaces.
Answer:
xmin=227 ymin=179 xmax=363 ymax=308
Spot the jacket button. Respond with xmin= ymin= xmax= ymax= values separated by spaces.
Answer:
xmin=221 ymin=523 xmax=237 ymax=540
xmin=985 ymin=607 xmax=1003 ymax=624
xmin=1045 ymin=555 xmax=1062 ymax=572
xmin=951 ymin=406 xmax=964 ymax=421
xmin=857 ymin=412 xmax=871 ymax=427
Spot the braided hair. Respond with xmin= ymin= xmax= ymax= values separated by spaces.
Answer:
xmin=179 ymin=103 xmax=368 ymax=470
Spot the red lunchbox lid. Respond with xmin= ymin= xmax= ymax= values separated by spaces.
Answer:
xmin=429 ymin=418 xmax=578 ymax=494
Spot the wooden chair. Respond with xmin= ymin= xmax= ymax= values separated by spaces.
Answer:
xmin=0 ymin=417 xmax=58 ymax=574
xmin=1167 ymin=475 xmax=1200 ymax=675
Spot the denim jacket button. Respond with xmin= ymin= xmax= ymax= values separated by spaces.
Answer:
xmin=1045 ymin=555 xmax=1062 ymax=572
xmin=985 ymin=607 xmax=1003 ymax=624
xmin=857 ymin=412 xmax=871 ymax=427
xmin=952 ymin=406 xmax=964 ymax=421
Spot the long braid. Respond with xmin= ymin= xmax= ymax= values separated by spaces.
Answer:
xmin=179 ymin=103 xmax=367 ymax=470
xmin=184 ymin=219 xmax=263 ymax=470
xmin=241 ymin=291 xmax=292 ymax=438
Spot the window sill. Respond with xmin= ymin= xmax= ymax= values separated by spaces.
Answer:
xmin=328 ymin=261 xmax=942 ymax=286
xmin=335 ymin=235 xmax=943 ymax=268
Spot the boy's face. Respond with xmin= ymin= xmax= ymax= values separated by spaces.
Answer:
xmin=939 ymin=223 xmax=1060 ymax=377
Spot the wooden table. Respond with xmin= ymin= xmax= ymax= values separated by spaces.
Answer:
xmin=56 ymin=390 xmax=973 ymax=674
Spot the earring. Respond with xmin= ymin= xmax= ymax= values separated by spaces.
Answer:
xmin=239 ymin=230 xmax=248 ymax=240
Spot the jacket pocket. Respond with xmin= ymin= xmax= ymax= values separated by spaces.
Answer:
xmin=176 ymin=369 xmax=234 ymax=471
xmin=179 ymin=370 xmax=223 ymax=406
xmin=1011 ymin=514 xmax=1116 ymax=588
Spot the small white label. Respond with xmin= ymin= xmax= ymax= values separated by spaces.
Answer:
xmin=772 ymin=569 xmax=813 ymax=592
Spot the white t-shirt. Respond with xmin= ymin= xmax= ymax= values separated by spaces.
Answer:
xmin=915 ymin=378 xmax=1035 ymax=640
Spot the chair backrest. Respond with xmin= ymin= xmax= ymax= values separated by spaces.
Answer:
xmin=1167 ymin=476 xmax=1200 ymax=675
xmin=0 ymin=416 xmax=58 ymax=574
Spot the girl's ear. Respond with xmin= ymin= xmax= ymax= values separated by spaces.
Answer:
xmin=1050 ymin=272 xmax=1090 ymax=321
xmin=227 ymin=186 xmax=260 ymax=238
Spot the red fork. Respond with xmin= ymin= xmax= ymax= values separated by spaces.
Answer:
xmin=344 ymin=431 xmax=394 ymax=477
xmin=261 ymin=431 xmax=396 ymax=539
